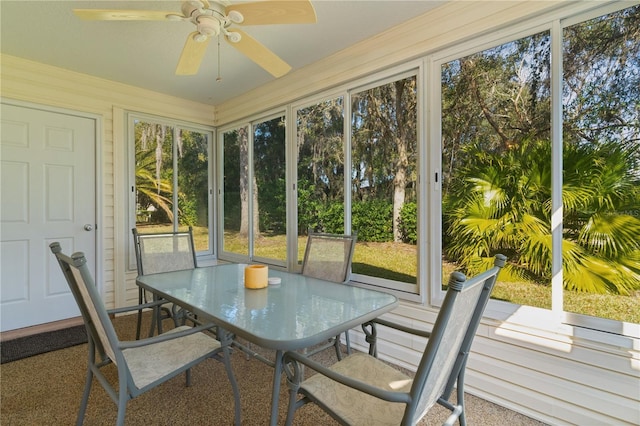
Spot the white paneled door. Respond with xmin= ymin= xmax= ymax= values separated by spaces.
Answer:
xmin=1 ymin=102 xmax=96 ymax=332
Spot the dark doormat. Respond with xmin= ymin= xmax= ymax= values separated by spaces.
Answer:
xmin=1 ymin=325 xmax=87 ymax=364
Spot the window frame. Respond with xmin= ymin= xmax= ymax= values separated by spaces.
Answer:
xmin=216 ymin=108 xmax=288 ymax=267
xmin=216 ymin=120 xmax=250 ymax=265
xmin=126 ymin=111 xmax=215 ymax=271
xmin=347 ymin=67 xmax=424 ymax=299
xmin=429 ymin=19 xmax=553 ymax=305
xmin=288 ymin=63 xmax=426 ymax=302
xmin=289 ymin=90 xmax=348 ymax=271
xmin=250 ymin=111 xmax=288 ymax=268
xmin=428 ymin=2 xmax=640 ymax=339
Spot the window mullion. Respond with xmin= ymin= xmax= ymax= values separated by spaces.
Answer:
xmin=551 ymin=19 xmax=564 ymax=317
xmin=344 ymin=91 xmax=352 ymax=234
xmin=172 ymin=127 xmax=179 ymax=232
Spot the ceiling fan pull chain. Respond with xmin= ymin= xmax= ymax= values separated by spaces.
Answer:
xmin=216 ymin=35 xmax=222 ymax=82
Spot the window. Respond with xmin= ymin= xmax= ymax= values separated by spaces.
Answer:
xmin=436 ymin=4 xmax=639 ymax=332
xmin=295 ymin=96 xmax=345 ymax=262
xmin=350 ymin=75 xmax=419 ymax=293
xmin=218 ymin=114 xmax=287 ymax=266
xmin=293 ymin=72 xmax=420 ymax=295
xmin=253 ymin=116 xmax=287 ymax=262
xmin=213 ymin=3 xmax=637 ymax=337
xmin=221 ymin=125 xmax=249 ymax=258
xmin=561 ymin=6 xmax=640 ymax=324
xmin=440 ymin=31 xmax=552 ymax=308
xmin=129 ymin=114 xmax=214 ymax=265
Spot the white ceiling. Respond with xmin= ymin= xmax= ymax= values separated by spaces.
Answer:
xmin=0 ymin=1 xmax=444 ymax=106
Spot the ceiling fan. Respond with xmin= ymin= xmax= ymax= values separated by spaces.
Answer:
xmin=73 ymin=0 xmax=317 ymax=78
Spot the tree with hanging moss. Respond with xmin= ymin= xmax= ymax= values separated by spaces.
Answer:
xmin=441 ymin=5 xmax=640 ymax=294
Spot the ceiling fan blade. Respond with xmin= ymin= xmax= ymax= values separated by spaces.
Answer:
xmin=227 ymin=29 xmax=291 ymax=78
xmin=73 ymin=9 xmax=176 ymax=21
xmin=176 ymin=32 xmax=212 ymax=75
xmin=226 ymin=0 xmax=317 ymax=25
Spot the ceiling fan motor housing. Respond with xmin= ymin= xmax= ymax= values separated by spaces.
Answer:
xmin=196 ymin=16 xmax=221 ymax=38
xmin=181 ymin=1 xmax=205 ymax=19
xmin=183 ymin=0 xmax=236 ymax=41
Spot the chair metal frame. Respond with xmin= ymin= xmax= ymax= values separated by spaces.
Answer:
xmin=49 ymin=242 xmax=241 ymax=426
xmin=301 ymin=230 xmax=358 ymax=359
xmin=283 ymin=254 xmax=506 ymax=426
xmin=132 ymin=227 xmax=197 ymax=339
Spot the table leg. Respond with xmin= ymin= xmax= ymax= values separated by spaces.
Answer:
xmin=149 ymin=293 xmax=161 ymax=338
xmin=270 ymin=350 xmax=284 ymax=426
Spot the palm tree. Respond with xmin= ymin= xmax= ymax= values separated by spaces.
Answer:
xmin=135 ymin=145 xmax=174 ymax=223
xmin=444 ymin=138 xmax=640 ymax=295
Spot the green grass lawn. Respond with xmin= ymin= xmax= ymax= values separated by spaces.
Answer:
xmin=138 ymin=224 xmax=640 ymax=324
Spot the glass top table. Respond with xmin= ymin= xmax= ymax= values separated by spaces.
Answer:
xmin=136 ymin=263 xmax=398 ymax=425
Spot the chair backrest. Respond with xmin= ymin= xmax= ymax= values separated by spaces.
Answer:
xmin=441 ymin=254 xmax=507 ymax=399
xmin=49 ymin=242 xmax=121 ymax=365
xmin=132 ymin=227 xmax=197 ymax=275
xmin=404 ymin=255 xmax=506 ymax=424
xmin=301 ymin=231 xmax=357 ymax=283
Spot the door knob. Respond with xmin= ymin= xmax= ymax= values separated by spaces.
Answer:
xmin=84 ymin=224 xmax=94 ymax=231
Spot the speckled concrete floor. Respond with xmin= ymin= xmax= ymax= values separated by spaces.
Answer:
xmin=1 ymin=313 xmax=546 ymax=425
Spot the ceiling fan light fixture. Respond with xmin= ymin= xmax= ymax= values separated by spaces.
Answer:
xmin=227 ymin=10 xmax=244 ymax=24
xmin=225 ymin=31 xmax=242 ymax=43
xmin=193 ymin=33 xmax=209 ymax=43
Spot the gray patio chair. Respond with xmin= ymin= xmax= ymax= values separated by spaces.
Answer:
xmin=132 ymin=227 xmax=197 ymax=339
xmin=49 ymin=242 xmax=241 ymax=426
xmin=282 ymin=254 xmax=506 ymax=426
xmin=301 ymin=230 xmax=358 ymax=359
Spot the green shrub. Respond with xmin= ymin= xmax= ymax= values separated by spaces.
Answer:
xmin=178 ymin=194 xmax=197 ymax=226
xmin=399 ymin=201 xmax=417 ymax=243
xmin=297 ymin=181 xmax=322 ymax=233
xmin=317 ymin=202 xmax=345 ymax=234
xmin=352 ymin=200 xmax=393 ymax=242
xmin=298 ymin=197 xmax=396 ymax=242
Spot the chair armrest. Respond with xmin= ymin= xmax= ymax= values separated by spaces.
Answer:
xmin=107 ymin=299 xmax=167 ymax=316
xmin=362 ymin=318 xmax=431 ymax=357
xmin=118 ymin=322 xmax=219 ymax=349
xmin=282 ymin=351 xmax=411 ymax=404
xmin=371 ymin=318 xmax=431 ymax=338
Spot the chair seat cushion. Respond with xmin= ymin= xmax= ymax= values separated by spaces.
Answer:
xmin=301 ymin=352 xmax=413 ymax=425
xmin=123 ymin=326 xmax=220 ymax=389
